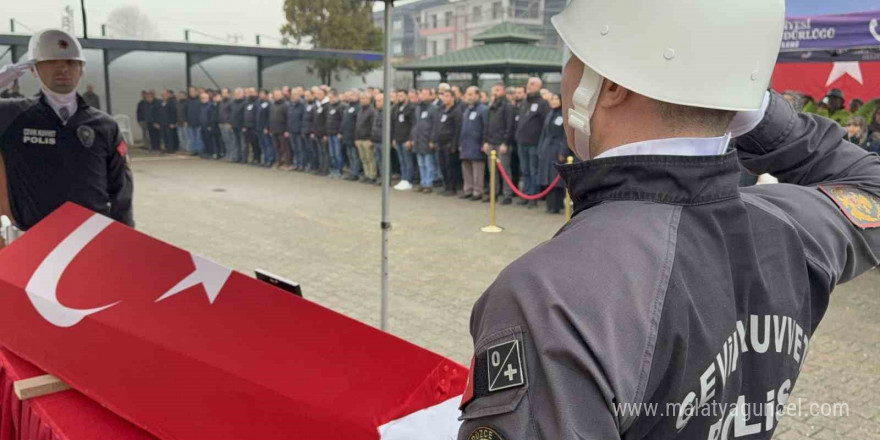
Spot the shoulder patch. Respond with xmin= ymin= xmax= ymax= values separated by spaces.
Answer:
xmin=469 ymin=427 xmax=505 ymax=440
xmin=486 ymin=340 xmax=526 ymax=392
xmin=819 ymin=185 xmax=880 ymax=229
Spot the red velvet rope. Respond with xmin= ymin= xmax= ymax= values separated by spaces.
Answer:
xmin=495 ymin=159 xmax=562 ymax=201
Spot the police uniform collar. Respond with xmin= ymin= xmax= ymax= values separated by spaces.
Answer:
xmin=557 ymin=150 xmax=742 ymax=214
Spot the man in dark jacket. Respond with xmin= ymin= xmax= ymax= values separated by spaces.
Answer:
xmin=256 ymin=89 xmax=273 ymax=167
xmin=229 ymin=88 xmax=246 ymax=163
xmin=243 ymin=87 xmax=261 ymax=165
xmin=269 ymin=88 xmax=290 ymax=169
xmin=313 ymin=88 xmax=329 ymax=175
xmin=515 ymin=77 xmax=550 ymax=207
xmin=370 ymin=92 xmax=385 ymax=185
xmin=198 ymin=92 xmax=215 ymax=159
xmin=82 ymin=84 xmax=100 ymax=109
xmin=411 ymin=88 xmax=439 ymax=193
xmin=324 ymin=89 xmax=344 ymax=178
xmin=355 ymin=92 xmax=377 ymax=183
xmin=301 ymin=89 xmax=317 ymax=172
xmin=459 ymin=86 xmax=489 ymax=201
xmin=175 ymin=91 xmax=188 ymax=152
xmin=184 ymin=86 xmax=203 ymax=155
xmin=286 ymin=87 xmax=306 ymax=171
xmin=217 ymin=88 xmax=234 ymax=160
xmin=392 ymin=90 xmax=416 ymax=190
xmin=341 ymin=90 xmax=360 ymax=180
xmin=136 ymin=90 xmax=151 ymax=148
xmin=434 ymin=89 xmax=463 ymax=196
xmin=483 ymin=83 xmax=516 ymax=203
xmin=160 ymin=90 xmax=178 ymax=153
xmin=144 ymin=91 xmax=162 ymax=151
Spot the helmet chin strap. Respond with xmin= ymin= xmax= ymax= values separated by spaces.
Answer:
xmin=566 ymin=65 xmax=603 ymax=160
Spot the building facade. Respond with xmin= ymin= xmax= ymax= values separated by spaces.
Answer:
xmin=375 ymin=0 xmax=565 ymax=61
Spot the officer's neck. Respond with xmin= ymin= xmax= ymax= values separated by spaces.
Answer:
xmin=591 ymin=100 xmax=724 ymax=159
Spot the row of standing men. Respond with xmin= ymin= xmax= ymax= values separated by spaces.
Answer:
xmin=135 ymin=79 xmax=574 ymax=214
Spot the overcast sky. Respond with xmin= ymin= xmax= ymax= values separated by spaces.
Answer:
xmin=1 ymin=0 xmax=877 ymax=47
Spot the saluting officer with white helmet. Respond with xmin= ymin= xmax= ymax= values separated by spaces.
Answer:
xmin=0 ymin=29 xmax=134 ymax=247
xmin=458 ymin=1 xmax=879 ymax=439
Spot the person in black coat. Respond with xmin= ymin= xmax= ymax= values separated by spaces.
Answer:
xmin=286 ymin=87 xmax=306 ymax=170
xmin=433 ymin=88 xmax=462 ymax=196
xmin=136 ymin=90 xmax=152 ymax=148
xmin=301 ymin=89 xmax=318 ymax=171
xmin=537 ymin=94 xmax=571 ymax=214
xmin=160 ymin=90 xmax=179 ymax=153
xmin=145 ymin=91 xmax=162 ymax=151
xmin=483 ymin=84 xmax=516 ymax=203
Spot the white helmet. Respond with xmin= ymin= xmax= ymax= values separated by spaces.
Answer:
xmin=27 ymin=29 xmax=86 ymax=64
xmin=552 ymin=0 xmax=784 ymax=112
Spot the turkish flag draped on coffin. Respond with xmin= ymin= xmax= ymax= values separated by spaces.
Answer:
xmin=771 ymin=61 xmax=880 ymax=102
xmin=0 ymin=203 xmax=466 ymax=440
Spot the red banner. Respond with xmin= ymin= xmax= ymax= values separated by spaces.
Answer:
xmin=0 ymin=204 xmax=465 ymax=439
xmin=771 ymin=61 xmax=880 ymax=103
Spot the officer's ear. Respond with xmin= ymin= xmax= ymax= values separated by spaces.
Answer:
xmin=596 ymin=80 xmax=629 ymax=110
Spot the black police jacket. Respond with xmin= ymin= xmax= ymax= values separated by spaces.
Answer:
xmin=0 ymin=93 xmax=134 ymax=230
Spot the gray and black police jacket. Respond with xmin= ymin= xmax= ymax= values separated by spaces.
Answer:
xmin=0 ymin=93 xmax=134 ymax=230
xmin=457 ymin=92 xmax=879 ymax=440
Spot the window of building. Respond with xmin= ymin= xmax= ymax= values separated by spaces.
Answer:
xmin=445 ymin=11 xmax=454 ymax=27
xmin=393 ymin=19 xmax=403 ymax=31
xmin=393 ymin=42 xmax=402 ymax=55
xmin=492 ymin=2 xmax=503 ymax=20
xmin=529 ymin=1 xmax=539 ymax=18
xmin=431 ymin=14 xmax=438 ymax=29
xmin=431 ymin=41 xmax=438 ymax=56
xmin=444 ymin=38 xmax=453 ymax=54
xmin=472 ymin=6 xmax=482 ymax=22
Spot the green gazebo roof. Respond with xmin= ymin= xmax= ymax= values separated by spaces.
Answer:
xmin=472 ymin=22 xmax=541 ymax=44
xmin=396 ymin=22 xmax=562 ymax=73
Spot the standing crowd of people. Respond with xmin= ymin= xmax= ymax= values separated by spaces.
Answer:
xmin=135 ymin=78 xmax=574 ymax=214
xmin=781 ymin=88 xmax=880 ymax=153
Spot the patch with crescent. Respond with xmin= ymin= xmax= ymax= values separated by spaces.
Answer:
xmin=819 ymin=185 xmax=880 ymax=229
xmin=77 ymin=125 xmax=95 ymax=148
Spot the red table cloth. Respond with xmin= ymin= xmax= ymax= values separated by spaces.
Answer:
xmin=0 ymin=347 xmax=154 ymax=440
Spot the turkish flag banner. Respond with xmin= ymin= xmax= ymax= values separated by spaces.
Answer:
xmin=772 ymin=61 xmax=880 ymax=103
xmin=0 ymin=203 xmax=466 ymax=440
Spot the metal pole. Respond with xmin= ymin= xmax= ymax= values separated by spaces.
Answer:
xmin=103 ymin=49 xmax=112 ymax=113
xmin=481 ymin=150 xmax=503 ymax=233
xmin=9 ymin=19 xmax=14 ymax=33
xmin=80 ymin=0 xmax=88 ymax=39
xmin=380 ymin=0 xmax=393 ymax=331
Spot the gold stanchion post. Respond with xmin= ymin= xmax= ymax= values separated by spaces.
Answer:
xmin=481 ymin=150 xmax=503 ymax=233
xmin=564 ymin=156 xmax=574 ymax=222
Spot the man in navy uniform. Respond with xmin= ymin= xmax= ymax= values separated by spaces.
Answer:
xmin=0 ymin=29 xmax=133 ymax=248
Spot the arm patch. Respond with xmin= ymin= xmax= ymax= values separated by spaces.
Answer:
xmin=819 ymin=185 xmax=880 ymax=229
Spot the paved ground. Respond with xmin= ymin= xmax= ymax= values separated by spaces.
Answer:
xmin=130 ymin=152 xmax=878 ymax=439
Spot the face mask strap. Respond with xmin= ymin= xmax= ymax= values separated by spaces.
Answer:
xmin=567 ymin=65 xmax=603 ymax=160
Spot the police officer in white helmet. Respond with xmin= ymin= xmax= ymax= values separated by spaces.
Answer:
xmin=0 ymin=29 xmax=133 ymax=248
xmin=457 ymin=1 xmax=879 ymax=439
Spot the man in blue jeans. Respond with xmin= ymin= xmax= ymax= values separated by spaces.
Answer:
xmin=256 ymin=89 xmax=274 ymax=167
xmin=184 ymin=86 xmax=203 ymax=155
xmin=514 ymin=77 xmax=550 ymax=208
xmin=392 ymin=90 xmax=416 ymax=191
xmin=411 ymin=88 xmax=439 ymax=193
xmin=287 ymin=87 xmax=305 ymax=171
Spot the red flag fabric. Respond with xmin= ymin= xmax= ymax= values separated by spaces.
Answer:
xmin=0 ymin=203 xmax=466 ymax=440
xmin=771 ymin=61 xmax=880 ymax=102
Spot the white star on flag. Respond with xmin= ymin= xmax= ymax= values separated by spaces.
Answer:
xmin=826 ymin=62 xmax=863 ymax=87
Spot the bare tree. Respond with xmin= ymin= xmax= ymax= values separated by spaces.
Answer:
xmin=105 ymin=6 xmax=159 ymax=39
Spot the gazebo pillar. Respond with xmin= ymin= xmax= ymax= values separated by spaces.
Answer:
xmin=502 ymin=69 xmax=510 ymax=85
xmin=471 ymin=72 xmax=480 ymax=87
xmin=440 ymin=71 xmax=448 ymax=83
xmin=413 ymin=70 xmax=420 ymax=89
